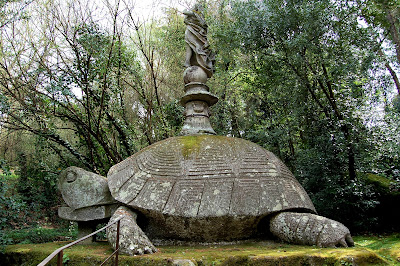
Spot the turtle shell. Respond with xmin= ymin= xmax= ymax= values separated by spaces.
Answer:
xmin=107 ymin=135 xmax=316 ymax=218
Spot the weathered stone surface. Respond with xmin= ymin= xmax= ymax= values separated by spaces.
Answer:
xmin=181 ymin=88 xmax=218 ymax=108
xmin=145 ymin=215 xmax=260 ymax=241
xmin=58 ymin=205 xmax=119 ymax=221
xmin=106 ymin=206 xmax=157 ymax=255
xmin=107 ymin=135 xmax=316 ymax=241
xmin=183 ymin=66 xmax=208 ymax=84
xmin=270 ymin=212 xmax=355 ymax=247
xmin=76 ymin=221 xmax=98 ymax=244
xmin=180 ymin=4 xmax=218 ymax=136
xmin=173 ymin=259 xmax=196 ymax=266
xmin=59 ymin=166 xmax=116 ymax=210
xmin=183 ymin=5 xmax=215 ymax=78
xmin=180 ymin=100 xmax=216 ymax=135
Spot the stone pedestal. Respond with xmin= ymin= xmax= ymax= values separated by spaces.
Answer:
xmin=180 ymin=66 xmax=218 ymax=136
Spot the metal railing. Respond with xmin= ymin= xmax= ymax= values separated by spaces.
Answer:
xmin=38 ymin=217 xmax=123 ymax=266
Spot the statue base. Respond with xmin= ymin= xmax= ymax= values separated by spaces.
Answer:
xmin=180 ymin=67 xmax=218 ymax=136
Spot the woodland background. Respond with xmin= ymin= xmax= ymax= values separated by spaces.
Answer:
xmin=0 ymin=0 xmax=399 ymax=249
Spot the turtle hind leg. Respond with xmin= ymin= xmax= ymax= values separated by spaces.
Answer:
xmin=269 ymin=212 xmax=354 ymax=248
xmin=106 ymin=206 xmax=157 ymax=255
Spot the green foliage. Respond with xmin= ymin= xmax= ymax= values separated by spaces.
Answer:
xmin=62 ymin=253 xmax=70 ymax=264
xmin=0 ymin=0 xmax=31 ymax=29
xmin=0 ymin=172 xmax=27 ymax=253
xmin=0 ymin=175 xmax=27 ymax=230
xmin=94 ymin=222 xmax=107 ymax=241
xmin=392 ymin=95 xmax=400 ymax=113
xmin=360 ymin=0 xmax=399 ymax=36
xmin=15 ymin=136 xmax=63 ymax=212
xmin=364 ymin=173 xmax=392 ymax=189
xmin=2 ymin=226 xmax=76 ymax=244
xmin=204 ymin=0 xmax=399 ymax=232
xmin=151 ymin=99 xmax=185 ymax=139
xmin=0 ymin=159 xmax=11 ymax=175
xmin=0 ymin=154 xmax=73 ymax=252
xmin=0 ymin=231 xmax=12 ymax=254
xmin=311 ymin=177 xmax=380 ymax=232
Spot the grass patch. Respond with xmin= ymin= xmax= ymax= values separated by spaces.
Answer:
xmin=2 ymin=235 xmax=400 ymax=265
xmin=2 ymin=226 xmax=77 ymax=245
xmin=353 ymin=234 xmax=400 ymax=265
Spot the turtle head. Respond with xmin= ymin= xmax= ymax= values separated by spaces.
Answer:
xmin=58 ymin=166 xmax=116 ymax=210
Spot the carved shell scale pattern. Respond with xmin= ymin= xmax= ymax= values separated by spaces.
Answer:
xmin=107 ymin=135 xmax=316 ymax=218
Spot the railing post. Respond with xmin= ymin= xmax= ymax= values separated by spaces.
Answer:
xmin=115 ymin=220 xmax=120 ymax=266
xmin=57 ymin=250 xmax=63 ymax=266
xmin=39 ymin=216 xmax=123 ymax=266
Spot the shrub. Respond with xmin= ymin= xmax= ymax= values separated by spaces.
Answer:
xmin=2 ymin=226 xmax=77 ymax=245
xmin=0 ymin=174 xmax=28 ymax=253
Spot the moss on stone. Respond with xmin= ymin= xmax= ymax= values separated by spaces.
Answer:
xmin=3 ymin=236 xmax=399 ymax=265
xmin=178 ymin=135 xmax=238 ymax=159
xmin=179 ymin=136 xmax=204 ymax=159
xmin=363 ymin=173 xmax=392 ymax=190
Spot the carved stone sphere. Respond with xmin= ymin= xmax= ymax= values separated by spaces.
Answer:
xmin=183 ymin=66 xmax=208 ymax=84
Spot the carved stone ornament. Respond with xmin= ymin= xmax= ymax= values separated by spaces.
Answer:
xmin=181 ymin=4 xmax=218 ymax=136
xmin=183 ymin=4 xmax=215 ymax=78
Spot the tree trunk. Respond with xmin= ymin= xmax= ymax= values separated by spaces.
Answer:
xmin=342 ymin=124 xmax=357 ymax=181
xmin=385 ymin=7 xmax=400 ymax=66
xmin=378 ymin=45 xmax=400 ymax=95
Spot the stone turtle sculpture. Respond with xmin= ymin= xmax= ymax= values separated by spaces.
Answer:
xmin=58 ymin=4 xmax=354 ymax=255
xmin=60 ymin=135 xmax=354 ymax=255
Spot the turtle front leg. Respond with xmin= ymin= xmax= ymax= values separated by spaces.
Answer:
xmin=106 ymin=206 xmax=157 ymax=255
xmin=269 ymin=212 xmax=354 ymax=248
